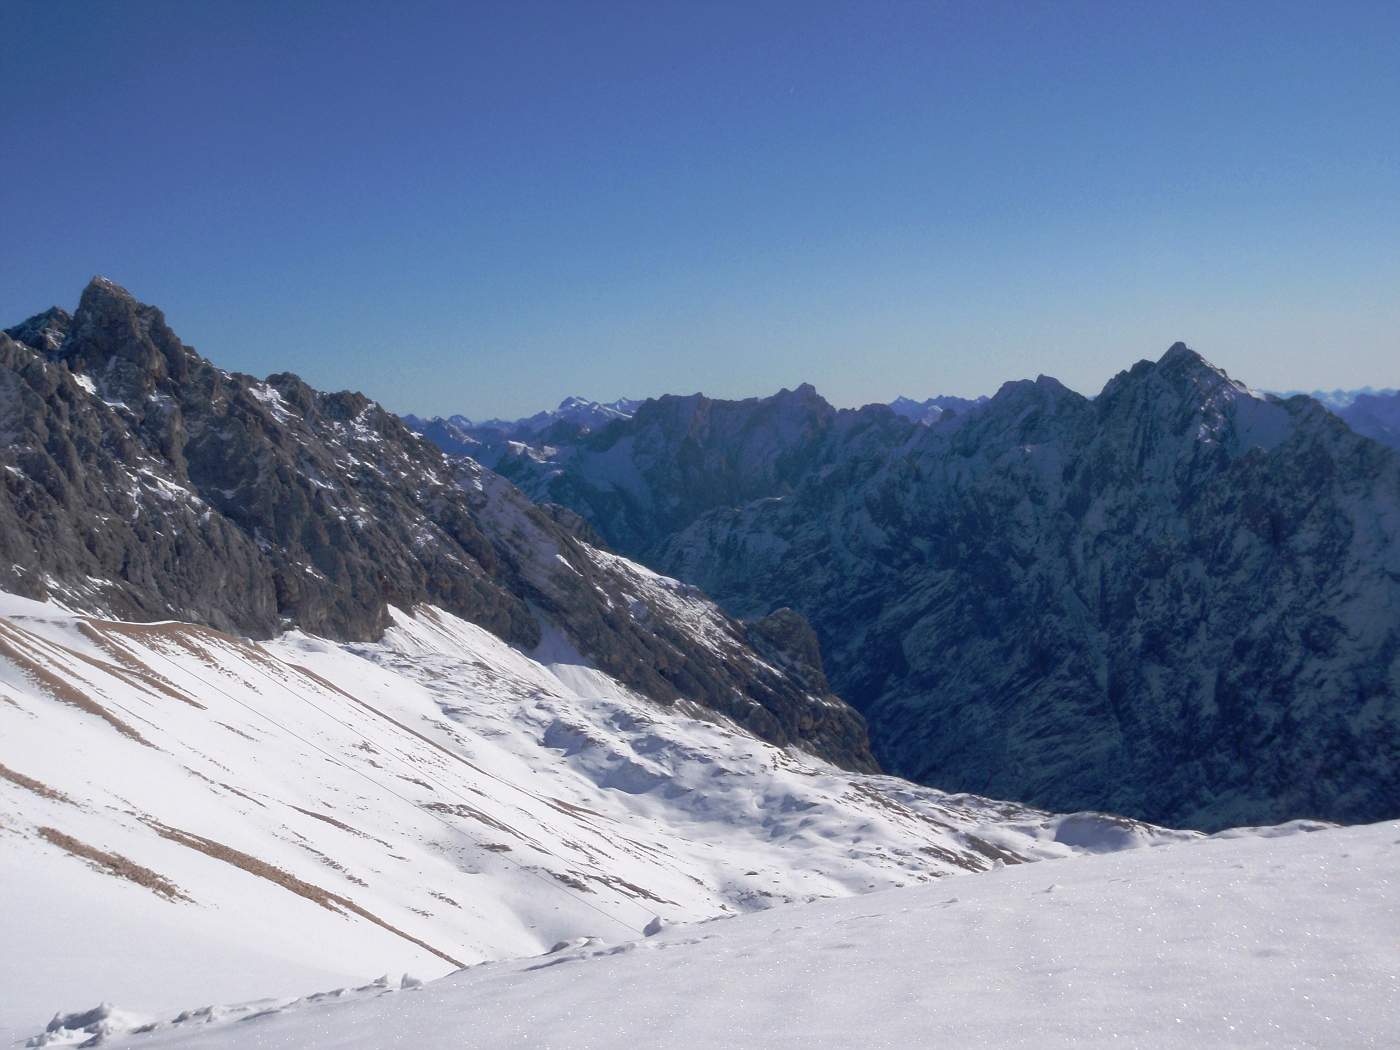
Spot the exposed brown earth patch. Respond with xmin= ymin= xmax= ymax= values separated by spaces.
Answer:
xmin=0 ymin=623 xmax=153 ymax=746
xmin=0 ymin=763 xmax=78 ymax=805
xmin=37 ymin=826 xmax=190 ymax=900
xmin=145 ymin=819 xmax=463 ymax=967
xmin=76 ymin=622 xmax=207 ymax=708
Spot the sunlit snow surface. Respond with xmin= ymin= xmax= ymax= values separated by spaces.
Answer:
xmin=37 ymin=821 xmax=1400 ymax=1049
xmin=0 ymin=593 xmax=1199 ymax=1044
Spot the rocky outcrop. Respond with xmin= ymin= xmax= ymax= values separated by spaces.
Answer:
xmin=0 ymin=327 xmax=276 ymax=635
xmin=1 ymin=279 xmax=875 ymax=772
xmin=433 ymin=347 xmax=1400 ymax=830
xmin=2 ymin=278 xmax=535 ymax=643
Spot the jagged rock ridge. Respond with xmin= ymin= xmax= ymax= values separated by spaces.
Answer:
xmin=1 ymin=280 xmax=875 ymax=772
xmin=430 ymin=347 xmax=1400 ymax=830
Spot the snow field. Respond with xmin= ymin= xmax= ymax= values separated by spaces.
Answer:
xmin=63 ymin=818 xmax=1400 ymax=1049
xmin=0 ymin=593 xmax=1184 ymax=1043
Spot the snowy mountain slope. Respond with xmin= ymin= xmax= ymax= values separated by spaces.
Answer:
xmin=455 ymin=457 xmax=875 ymax=771
xmin=0 ymin=592 xmax=1191 ymax=1044
xmin=29 ymin=818 xmax=1397 ymax=1049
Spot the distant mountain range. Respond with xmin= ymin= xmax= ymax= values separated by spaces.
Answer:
xmin=1272 ymin=386 xmax=1398 ymax=410
xmin=412 ymin=385 xmax=1399 ymax=457
xmin=411 ymin=356 xmax=1400 ymax=831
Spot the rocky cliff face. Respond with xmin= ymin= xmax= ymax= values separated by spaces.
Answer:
xmin=2 ymin=279 xmax=875 ymax=772
xmin=433 ymin=347 xmax=1400 ymax=830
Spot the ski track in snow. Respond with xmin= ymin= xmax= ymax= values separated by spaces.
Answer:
xmin=0 ymin=592 xmax=1198 ymax=1045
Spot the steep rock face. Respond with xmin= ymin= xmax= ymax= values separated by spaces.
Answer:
xmin=657 ymin=348 xmax=1400 ymax=829
xmin=0 ymin=329 xmax=276 ymax=634
xmin=2 ymin=279 xmax=876 ymax=771
xmin=432 ymin=346 xmax=1400 ymax=830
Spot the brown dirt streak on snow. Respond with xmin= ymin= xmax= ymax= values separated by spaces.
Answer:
xmin=146 ymin=820 xmax=464 ymax=967
xmin=290 ymin=805 xmax=389 ymax=845
xmin=76 ymin=622 xmax=208 ymax=708
xmin=92 ymin=621 xmax=264 ymax=692
xmin=36 ymin=826 xmax=190 ymax=900
xmin=0 ymin=624 xmax=154 ymax=746
xmin=0 ymin=762 xmax=79 ymax=805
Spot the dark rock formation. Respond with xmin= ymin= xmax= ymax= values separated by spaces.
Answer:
xmin=2 ymin=279 xmax=875 ymax=772
xmin=434 ymin=346 xmax=1400 ymax=830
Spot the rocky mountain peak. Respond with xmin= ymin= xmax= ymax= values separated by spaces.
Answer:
xmin=1 ymin=280 xmax=880 ymax=774
xmin=59 ymin=276 xmax=192 ymax=397
xmin=3 ymin=305 xmax=72 ymax=356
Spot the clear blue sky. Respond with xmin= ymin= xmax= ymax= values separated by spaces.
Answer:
xmin=2 ymin=0 xmax=1395 ymax=418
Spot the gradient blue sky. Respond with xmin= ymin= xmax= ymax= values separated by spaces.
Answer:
xmin=2 ymin=0 xmax=1396 ymax=418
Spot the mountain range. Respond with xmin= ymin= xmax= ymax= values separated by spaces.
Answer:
xmin=3 ymin=278 xmax=1397 ymax=1043
xmin=0 ymin=279 xmax=1213 ymax=1041
xmin=6 ymin=280 xmax=1398 ymax=835
xmin=411 ymin=357 xmax=1400 ymax=832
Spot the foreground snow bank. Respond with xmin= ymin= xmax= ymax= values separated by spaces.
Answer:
xmin=40 ymin=819 xmax=1399 ymax=1049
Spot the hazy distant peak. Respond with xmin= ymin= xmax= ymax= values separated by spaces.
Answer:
xmin=888 ymin=393 xmax=991 ymax=425
xmin=1267 ymin=386 xmax=1399 ymax=411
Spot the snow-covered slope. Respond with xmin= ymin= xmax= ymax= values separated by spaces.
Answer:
xmin=28 ymin=818 xmax=1397 ymax=1049
xmin=0 ymin=592 xmax=1191 ymax=1044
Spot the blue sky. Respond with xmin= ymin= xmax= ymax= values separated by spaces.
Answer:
xmin=2 ymin=0 xmax=1395 ymax=418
